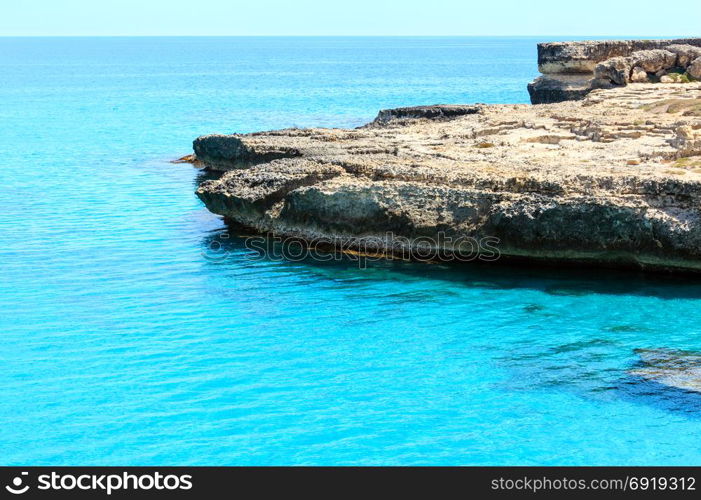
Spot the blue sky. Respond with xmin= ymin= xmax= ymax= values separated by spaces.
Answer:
xmin=2 ymin=0 xmax=699 ymax=36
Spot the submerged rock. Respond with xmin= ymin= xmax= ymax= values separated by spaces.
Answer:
xmin=195 ymin=83 xmax=701 ymax=273
xmin=630 ymin=348 xmax=701 ymax=393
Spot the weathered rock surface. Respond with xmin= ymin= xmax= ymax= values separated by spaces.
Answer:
xmin=529 ymin=39 xmax=701 ymax=104
xmin=537 ymin=39 xmax=701 ymax=74
xmin=689 ymin=59 xmax=701 ymax=80
xmin=666 ymin=44 xmax=701 ymax=68
xmin=630 ymin=67 xmax=649 ymax=83
xmin=630 ymin=348 xmax=701 ymax=393
xmin=195 ymin=84 xmax=701 ymax=273
xmin=527 ymin=75 xmax=595 ymax=105
xmin=594 ymin=56 xmax=633 ymax=86
xmin=371 ymin=105 xmax=481 ymax=124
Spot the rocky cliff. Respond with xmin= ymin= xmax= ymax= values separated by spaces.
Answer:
xmin=194 ymin=81 xmax=701 ymax=273
xmin=528 ymin=38 xmax=701 ymax=104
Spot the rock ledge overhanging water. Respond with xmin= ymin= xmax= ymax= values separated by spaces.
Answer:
xmin=194 ymin=45 xmax=701 ymax=273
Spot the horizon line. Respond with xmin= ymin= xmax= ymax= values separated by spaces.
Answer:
xmin=0 ymin=34 xmax=696 ymax=38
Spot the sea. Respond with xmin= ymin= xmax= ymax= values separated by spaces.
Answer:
xmin=1 ymin=36 xmax=700 ymax=465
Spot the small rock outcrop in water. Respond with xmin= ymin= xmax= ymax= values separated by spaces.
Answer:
xmin=630 ymin=348 xmax=701 ymax=393
xmin=171 ymin=154 xmax=203 ymax=166
xmin=371 ymin=105 xmax=481 ymax=124
xmin=194 ymin=81 xmax=701 ymax=273
xmin=528 ymin=39 xmax=701 ymax=104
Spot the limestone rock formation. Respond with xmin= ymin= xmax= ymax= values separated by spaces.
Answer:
xmin=195 ymin=83 xmax=701 ymax=273
xmin=666 ymin=44 xmax=701 ymax=67
xmin=594 ymin=56 xmax=634 ymax=86
xmin=689 ymin=59 xmax=701 ymax=80
xmin=371 ymin=105 xmax=481 ymax=124
xmin=630 ymin=67 xmax=649 ymax=83
xmin=529 ymin=39 xmax=701 ymax=104
xmin=536 ymin=39 xmax=701 ymax=74
xmin=527 ymin=75 xmax=595 ymax=105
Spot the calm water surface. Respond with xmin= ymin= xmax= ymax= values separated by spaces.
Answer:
xmin=1 ymin=37 xmax=701 ymax=465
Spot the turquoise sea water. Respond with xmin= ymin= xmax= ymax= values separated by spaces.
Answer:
xmin=2 ymin=36 xmax=701 ymax=465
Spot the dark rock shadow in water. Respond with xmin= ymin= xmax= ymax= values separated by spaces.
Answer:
xmin=200 ymin=225 xmax=701 ymax=301
xmin=617 ymin=374 xmax=701 ymax=415
xmin=199 ymin=226 xmax=701 ymax=416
